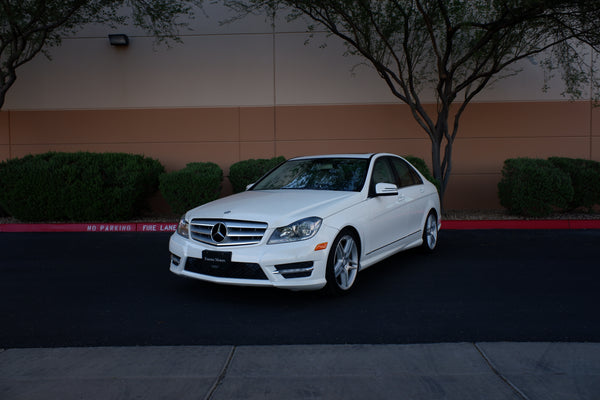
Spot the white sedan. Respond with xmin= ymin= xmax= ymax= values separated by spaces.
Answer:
xmin=169 ymin=153 xmax=441 ymax=294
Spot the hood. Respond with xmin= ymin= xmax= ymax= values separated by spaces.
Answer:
xmin=185 ymin=190 xmax=363 ymax=228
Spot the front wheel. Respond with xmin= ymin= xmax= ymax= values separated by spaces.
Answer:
xmin=325 ymin=230 xmax=360 ymax=295
xmin=421 ymin=211 xmax=438 ymax=252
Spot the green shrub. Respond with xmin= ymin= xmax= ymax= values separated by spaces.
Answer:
xmin=229 ymin=156 xmax=286 ymax=193
xmin=404 ymin=155 xmax=441 ymax=192
xmin=498 ymin=158 xmax=574 ymax=217
xmin=0 ymin=152 xmax=164 ymax=221
xmin=549 ymin=157 xmax=600 ymax=211
xmin=159 ymin=162 xmax=223 ymax=215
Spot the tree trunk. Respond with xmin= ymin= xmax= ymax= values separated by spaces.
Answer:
xmin=429 ymin=107 xmax=452 ymax=208
xmin=0 ymin=73 xmax=17 ymax=110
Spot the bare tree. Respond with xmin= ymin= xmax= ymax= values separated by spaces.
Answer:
xmin=0 ymin=0 xmax=201 ymax=108
xmin=225 ymin=0 xmax=600 ymax=201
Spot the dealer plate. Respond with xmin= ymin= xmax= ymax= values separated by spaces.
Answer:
xmin=202 ymin=250 xmax=232 ymax=266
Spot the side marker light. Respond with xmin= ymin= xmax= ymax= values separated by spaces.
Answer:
xmin=314 ymin=242 xmax=328 ymax=251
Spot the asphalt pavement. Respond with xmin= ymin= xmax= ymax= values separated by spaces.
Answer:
xmin=1 ymin=229 xmax=599 ymax=399
xmin=2 ymin=230 xmax=600 ymax=347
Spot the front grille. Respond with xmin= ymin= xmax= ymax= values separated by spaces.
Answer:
xmin=185 ymin=257 xmax=268 ymax=280
xmin=190 ymin=219 xmax=268 ymax=246
xmin=274 ymin=261 xmax=314 ymax=279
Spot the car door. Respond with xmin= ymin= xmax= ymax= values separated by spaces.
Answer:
xmin=363 ymin=156 xmax=414 ymax=257
xmin=389 ymin=156 xmax=426 ymax=236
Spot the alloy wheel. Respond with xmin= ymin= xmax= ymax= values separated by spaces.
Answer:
xmin=333 ymin=234 xmax=359 ymax=290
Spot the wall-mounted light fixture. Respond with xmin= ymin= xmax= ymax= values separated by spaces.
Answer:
xmin=108 ymin=34 xmax=129 ymax=46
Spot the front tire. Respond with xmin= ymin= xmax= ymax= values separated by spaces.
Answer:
xmin=421 ymin=211 xmax=438 ymax=252
xmin=325 ymin=230 xmax=360 ymax=295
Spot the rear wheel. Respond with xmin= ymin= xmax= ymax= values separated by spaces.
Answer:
xmin=422 ymin=211 xmax=438 ymax=252
xmin=325 ymin=230 xmax=359 ymax=295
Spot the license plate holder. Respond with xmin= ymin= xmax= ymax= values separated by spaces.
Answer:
xmin=202 ymin=250 xmax=232 ymax=268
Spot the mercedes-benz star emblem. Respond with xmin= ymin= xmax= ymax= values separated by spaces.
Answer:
xmin=211 ymin=222 xmax=228 ymax=243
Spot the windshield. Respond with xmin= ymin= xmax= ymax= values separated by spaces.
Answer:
xmin=252 ymin=158 xmax=369 ymax=192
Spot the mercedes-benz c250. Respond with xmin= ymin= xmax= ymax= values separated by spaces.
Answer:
xmin=169 ymin=153 xmax=441 ymax=294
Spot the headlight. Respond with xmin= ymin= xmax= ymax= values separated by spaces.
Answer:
xmin=268 ymin=217 xmax=322 ymax=244
xmin=176 ymin=217 xmax=190 ymax=238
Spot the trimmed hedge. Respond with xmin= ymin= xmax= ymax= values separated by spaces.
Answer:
xmin=229 ymin=156 xmax=286 ymax=193
xmin=404 ymin=155 xmax=441 ymax=192
xmin=0 ymin=152 xmax=164 ymax=221
xmin=498 ymin=158 xmax=574 ymax=217
xmin=549 ymin=157 xmax=600 ymax=211
xmin=159 ymin=162 xmax=223 ymax=215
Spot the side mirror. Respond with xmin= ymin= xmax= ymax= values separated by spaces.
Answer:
xmin=246 ymin=183 xmax=255 ymax=191
xmin=375 ymin=182 xmax=398 ymax=196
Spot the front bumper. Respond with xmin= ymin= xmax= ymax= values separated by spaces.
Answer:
xmin=169 ymin=227 xmax=336 ymax=291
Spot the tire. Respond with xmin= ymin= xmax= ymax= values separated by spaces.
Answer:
xmin=325 ymin=229 xmax=360 ymax=295
xmin=421 ymin=211 xmax=438 ymax=252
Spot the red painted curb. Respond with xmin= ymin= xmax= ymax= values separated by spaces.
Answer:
xmin=0 ymin=222 xmax=178 ymax=233
xmin=441 ymin=219 xmax=600 ymax=230
xmin=1 ymin=220 xmax=599 ymax=232
xmin=568 ymin=220 xmax=600 ymax=230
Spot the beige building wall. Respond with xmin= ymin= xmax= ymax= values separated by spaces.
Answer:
xmin=0 ymin=112 xmax=9 ymax=162
xmin=1 ymin=4 xmax=598 ymax=210
xmin=1 ymin=102 xmax=596 ymax=210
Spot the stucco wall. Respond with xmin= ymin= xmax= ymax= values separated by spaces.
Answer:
xmin=0 ymin=3 xmax=598 ymax=210
xmin=1 ymin=101 xmax=597 ymax=210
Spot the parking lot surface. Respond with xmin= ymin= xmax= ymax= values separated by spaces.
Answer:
xmin=1 ymin=229 xmax=599 ymax=399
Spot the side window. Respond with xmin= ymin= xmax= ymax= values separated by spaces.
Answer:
xmin=391 ymin=158 xmax=423 ymax=188
xmin=371 ymin=158 xmax=396 ymax=186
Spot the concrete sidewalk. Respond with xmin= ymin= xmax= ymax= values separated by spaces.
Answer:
xmin=1 ymin=343 xmax=599 ymax=400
